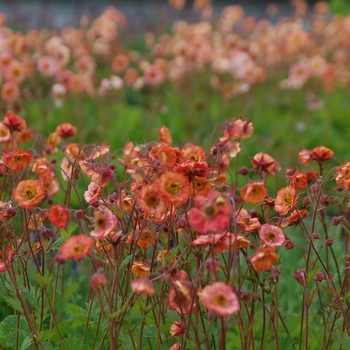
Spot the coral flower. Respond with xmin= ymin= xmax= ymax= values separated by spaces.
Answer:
xmin=250 ymin=248 xmax=278 ymax=271
xmin=158 ymin=172 xmax=191 ymax=206
xmin=0 ymin=122 xmax=11 ymax=142
xmin=167 ymin=285 xmax=196 ymax=315
xmin=90 ymin=207 xmax=118 ymax=238
xmin=137 ymin=183 xmax=168 ymax=214
xmin=289 ymin=171 xmax=308 ymax=190
xmin=198 ymin=282 xmax=240 ymax=316
xmin=136 ymin=229 xmax=156 ymax=248
xmin=251 ymin=152 xmax=279 ymax=175
xmin=13 ymin=180 xmax=46 ymax=209
xmin=275 ymin=186 xmax=299 ymax=216
xmin=241 ymin=181 xmax=268 ymax=205
xmin=169 ymin=321 xmax=186 ymax=338
xmin=188 ymin=191 xmax=232 ymax=234
xmin=0 ymin=246 xmax=15 ymax=273
xmin=90 ymin=270 xmax=108 ymax=287
xmin=298 ymin=148 xmax=311 ymax=166
xmin=180 ymin=144 xmax=206 ymax=163
xmin=310 ymin=146 xmax=334 ymax=163
xmin=131 ymin=261 xmax=151 ymax=277
xmin=158 ymin=125 xmax=172 ymax=145
xmin=236 ymin=208 xmax=261 ymax=232
xmin=258 ymin=223 xmax=285 ymax=248
xmin=192 ymin=176 xmax=212 ymax=196
xmin=286 ymin=209 xmax=309 ymax=226
xmin=55 ymin=123 xmax=77 ymax=138
xmin=60 ymin=234 xmax=94 ymax=260
xmin=335 ymin=162 xmax=350 ymax=188
xmin=131 ymin=279 xmax=156 ymax=296
xmin=144 ymin=64 xmax=165 ymax=86
xmin=48 ymin=204 xmax=70 ymax=229
xmin=84 ymin=182 xmax=102 ymax=204
xmin=1 ymin=81 xmax=20 ymax=104
xmin=3 ymin=111 xmax=27 ymax=133
xmin=2 ymin=149 xmax=32 ymax=172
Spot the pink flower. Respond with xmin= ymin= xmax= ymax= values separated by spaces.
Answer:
xmin=198 ymin=282 xmax=240 ymax=316
xmin=258 ymin=223 xmax=285 ymax=248
xmin=188 ymin=191 xmax=232 ymax=234
xmin=1 ymin=81 xmax=20 ymax=104
xmin=144 ymin=64 xmax=165 ymax=86
xmin=37 ymin=56 xmax=58 ymax=77
xmin=84 ymin=182 xmax=102 ymax=204
xmin=90 ymin=207 xmax=118 ymax=238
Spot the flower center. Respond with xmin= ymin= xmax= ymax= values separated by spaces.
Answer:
xmin=146 ymin=194 xmax=160 ymax=207
xmin=167 ymin=181 xmax=181 ymax=195
xmin=214 ymin=293 xmax=227 ymax=306
xmin=22 ymin=188 xmax=35 ymax=199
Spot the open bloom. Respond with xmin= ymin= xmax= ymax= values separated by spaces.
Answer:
xmin=2 ymin=149 xmax=32 ymax=172
xmin=157 ymin=172 xmax=191 ymax=206
xmin=90 ymin=207 xmax=118 ymax=238
xmin=250 ymin=248 xmax=278 ymax=271
xmin=241 ymin=181 xmax=268 ymax=205
xmin=49 ymin=205 xmax=70 ymax=229
xmin=60 ymin=234 xmax=94 ymax=260
xmin=198 ymin=282 xmax=240 ymax=316
xmin=131 ymin=279 xmax=156 ymax=295
xmin=137 ymin=183 xmax=168 ymax=214
xmin=258 ymin=223 xmax=285 ymax=248
xmin=13 ymin=180 xmax=46 ymax=209
xmin=167 ymin=283 xmax=196 ymax=315
xmin=275 ymin=186 xmax=298 ymax=216
xmin=84 ymin=182 xmax=102 ymax=204
xmin=188 ymin=191 xmax=233 ymax=234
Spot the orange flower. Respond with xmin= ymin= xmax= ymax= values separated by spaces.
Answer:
xmin=167 ymin=284 xmax=196 ymax=315
xmin=137 ymin=183 xmax=168 ymax=214
xmin=241 ymin=181 xmax=268 ymax=205
xmin=158 ymin=125 xmax=172 ymax=145
xmin=60 ymin=234 xmax=94 ymax=260
xmin=2 ymin=149 xmax=32 ymax=172
xmin=48 ymin=205 xmax=70 ymax=229
xmin=250 ymin=248 xmax=278 ymax=271
xmin=136 ymin=229 xmax=156 ymax=249
xmin=193 ymin=176 xmax=212 ymax=196
xmin=289 ymin=171 xmax=308 ymax=190
xmin=3 ymin=110 xmax=27 ymax=133
xmin=131 ymin=261 xmax=151 ymax=277
xmin=180 ymin=144 xmax=206 ymax=163
xmin=236 ymin=208 xmax=261 ymax=232
xmin=275 ymin=186 xmax=299 ymax=216
xmin=310 ymin=146 xmax=334 ymax=163
xmin=169 ymin=321 xmax=186 ymax=338
xmin=335 ymin=162 xmax=350 ymax=188
xmin=157 ymin=172 xmax=191 ymax=205
xmin=55 ymin=123 xmax=77 ymax=138
xmin=251 ymin=152 xmax=278 ymax=175
xmin=13 ymin=180 xmax=46 ymax=209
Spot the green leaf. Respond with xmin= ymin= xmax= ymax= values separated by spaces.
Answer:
xmin=3 ymin=296 xmax=22 ymax=311
xmin=35 ymin=273 xmax=53 ymax=287
xmin=63 ymin=336 xmax=91 ymax=350
xmin=331 ymin=333 xmax=350 ymax=349
xmin=142 ymin=325 xmax=157 ymax=337
xmin=120 ymin=255 xmax=132 ymax=268
xmin=279 ymin=335 xmax=296 ymax=350
xmin=21 ymin=336 xmax=34 ymax=350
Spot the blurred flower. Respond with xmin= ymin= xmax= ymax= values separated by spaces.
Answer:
xmin=60 ymin=234 xmax=94 ymax=260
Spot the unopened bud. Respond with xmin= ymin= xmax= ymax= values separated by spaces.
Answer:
xmin=293 ymin=269 xmax=307 ymax=288
xmin=314 ymin=272 xmax=326 ymax=281
xmin=285 ymin=240 xmax=294 ymax=249
xmin=312 ymin=232 xmax=321 ymax=239
xmin=332 ymin=216 xmax=342 ymax=226
xmin=238 ymin=166 xmax=249 ymax=175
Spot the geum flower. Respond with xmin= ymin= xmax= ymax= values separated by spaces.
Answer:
xmin=136 ymin=183 xmax=167 ymax=214
xmin=2 ymin=149 xmax=32 ymax=172
xmin=84 ymin=181 xmax=102 ymax=204
xmin=167 ymin=282 xmax=196 ymax=315
xmin=188 ymin=191 xmax=233 ymax=234
xmin=192 ymin=232 xmax=250 ymax=253
xmin=258 ymin=223 xmax=285 ymax=248
xmin=0 ymin=246 xmax=15 ymax=273
xmin=241 ymin=181 xmax=268 ymax=205
xmin=90 ymin=207 xmax=118 ymax=238
xmin=13 ymin=180 xmax=46 ymax=209
xmin=236 ymin=208 xmax=261 ymax=232
xmin=335 ymin=162 xmax=350 ymax=188
xmin=59 ymin=234 xmax=94 ymax=261
xmin=157 ymin=172 xmax=191 ymax=206
xmin=275 ymin=186 xmax=299 ymax=216
xmin=250 ymin=248 xmax=278 ymax=271
xmin=48 ymin=204 xmax=70 ymax=230
xmin=198 ymin=282 xmax=240 ymax=317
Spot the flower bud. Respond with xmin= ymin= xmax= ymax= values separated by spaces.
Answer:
xmin=332 ymin=216 xmax=342 ymax=226
xmin=293 ymin=269 xmax=307 ymax=288
xmin=312 ymin=232 xmax=321 ymax=239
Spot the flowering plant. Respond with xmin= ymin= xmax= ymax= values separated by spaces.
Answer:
xmin=0 ymin=110 xmax=349 ymax=350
